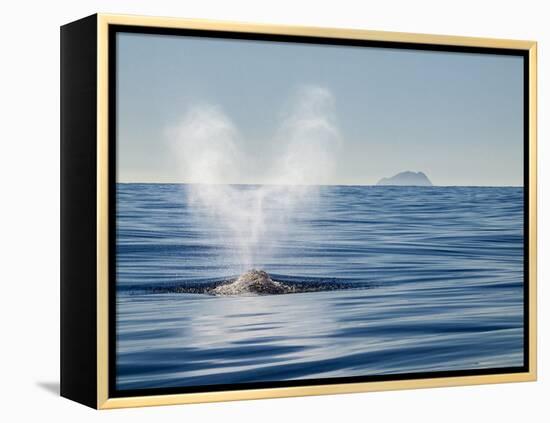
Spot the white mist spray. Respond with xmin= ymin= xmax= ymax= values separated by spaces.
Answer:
xmin=170 ymin=86 xmax=341 ymax=275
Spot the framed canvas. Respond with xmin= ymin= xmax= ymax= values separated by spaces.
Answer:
xmin=60 ymin=14 xmax=537 ymax=409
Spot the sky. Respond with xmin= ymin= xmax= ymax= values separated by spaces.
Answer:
xmin=116 ymin=32 xmax=524 ymax=186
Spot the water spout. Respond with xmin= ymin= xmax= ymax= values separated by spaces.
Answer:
xmin=170 ymin=85 xmax=341 ymax=273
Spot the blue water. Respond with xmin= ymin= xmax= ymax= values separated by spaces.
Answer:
xmin=116 ymin=184 xmax=524 ymax=390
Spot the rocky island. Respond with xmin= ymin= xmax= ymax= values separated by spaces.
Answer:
xmin=377 ymin=171 xmax=433 ymax=186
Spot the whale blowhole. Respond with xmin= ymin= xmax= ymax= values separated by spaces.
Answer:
xmin=209 ymin=269 xmax=290 ymax=296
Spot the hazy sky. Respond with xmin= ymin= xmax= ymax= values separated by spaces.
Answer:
xmin=117 ymin=32 xmax=524 ymax=186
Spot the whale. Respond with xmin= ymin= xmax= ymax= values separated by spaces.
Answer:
xmin=209 ymin=269 xmax=291 ymax=296
xmin=134 ymin=270 xmax=375 ymax=296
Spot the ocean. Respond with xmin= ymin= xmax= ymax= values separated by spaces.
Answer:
xmin=115 ymin=184 xmax=524 ymax=390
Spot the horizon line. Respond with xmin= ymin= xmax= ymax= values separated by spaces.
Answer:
xmin=115 ymin=181 xmax=523 ymax=188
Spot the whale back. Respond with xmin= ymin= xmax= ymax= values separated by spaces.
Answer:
xmin=210 ymin=269 xmax=289 ymax=295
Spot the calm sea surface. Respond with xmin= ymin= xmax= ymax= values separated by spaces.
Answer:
xmin=116 ymin=184 xmax=524 ymax=390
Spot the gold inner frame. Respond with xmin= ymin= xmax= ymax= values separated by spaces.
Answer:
xmin=95 ymin=13 xmax=537 ymax=409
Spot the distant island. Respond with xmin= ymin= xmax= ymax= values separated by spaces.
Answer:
xmin=377 ymin=171 xmax=433 ymax=186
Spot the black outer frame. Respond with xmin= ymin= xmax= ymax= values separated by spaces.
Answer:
xmin=60 ymin=14 xmax=98 ymax=408
xmin=60 ymin=14 xmax=530 ymax=409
